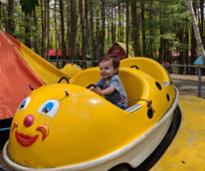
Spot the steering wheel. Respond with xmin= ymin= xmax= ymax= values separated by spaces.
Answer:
xmin=57 ymin=77 xmax=69 ymax=83
xmin=86 ymin=84 xmax=96 ymax=89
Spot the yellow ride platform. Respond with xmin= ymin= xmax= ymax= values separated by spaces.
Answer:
xmin=151 ymin=96 xmax=205 ymax=171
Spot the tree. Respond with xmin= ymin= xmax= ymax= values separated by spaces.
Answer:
xmin=188 ymin=0 xmax=205 ymax=62
xmin=89 ymin=0 xmax=95 ymax=59
xmin=20 ymin=0 xmax=39 ymax=13
xmin=79 ymin=0 xmax=87 ymax=59
xmin=141 ymin=1 xmax=146 ymax=56
xmin=40 ymin=0 xmax=46 ymax=57
xmin=3 ymin=0 xmax=204 ymax=65
xmin=7 ymin=0 xmax=14 ymax=34
xmin=59 ymin=0 xmax=66 ymax=59
xmin=131 ymin=0 xmax=140 ymax=56
xmin=69 ymin=0 xmax=78 ymax=58
xmin=95 ymin=0 xmax=106 ymax=59
xmin=126 ymin=0 xmax=130 ymax=57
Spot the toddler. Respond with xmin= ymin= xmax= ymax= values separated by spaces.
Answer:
xmin=91 ymin=54 xmax=128 ymax=109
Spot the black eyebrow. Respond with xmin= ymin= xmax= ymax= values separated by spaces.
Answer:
xmin=60 ymin=90 xmax=69 ymax=102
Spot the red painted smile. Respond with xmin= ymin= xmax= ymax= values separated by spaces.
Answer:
xmin=15 ymin=131 xmax=39 ymax=147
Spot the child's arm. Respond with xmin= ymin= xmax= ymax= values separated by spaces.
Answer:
xmin=95 ymin=86 xmax=115 ymax=96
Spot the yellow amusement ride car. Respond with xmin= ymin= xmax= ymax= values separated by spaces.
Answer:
xmin=3 ymin=57 xmax=179 ymax=171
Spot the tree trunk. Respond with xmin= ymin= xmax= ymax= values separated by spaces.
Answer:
xmin=147 ymin=0 xmax=154 ymax=57
xmin=95 ymin=9 xmax=101 ymax=59
xmin=59 ymin=0 xmax=66 ymax=59
xmin=126 ymin=0 xmax=130 ymax=57
xmin=141 ymin=1 xmax=145 ymax=56
xmin=111 ymin=0 xmax=116 ymax=44
xmin=79 ymin=0 xmax=86 ymax=59
xmin=185 ymin=26 xmax=189 ymax=65
xmin=159 ymin=1 xmax=164 ymax=62
xmin=191 ymin=26 xmax=197 ymax=74
xmin=41 ymin=1 xmax=46 ymax=57
xmin=24 ymin=14 xmax=31 ymax=47
xmin=69 ymin=0 xmax=78 ymax=58
xmin=54 ymin=0 xmax=60 ymax=67
xmin=188 ymin=0 xmax=205 ymax=61
xmin=131 ymin=0 xmax=140 ymax=56
xmin=84 ymin=0 xmax=90 ymax=57
xmin=7 ymin=0 xmax=14 ymax=34
xmin=118 ymin=2 xmax=124 ymax=42
xmin=89 ymin=0 xmax=95 ymax=59
xmin=199 ymin=0 xmax=204 ymax=44
xmin=46 ymin=0 xmax=50 ymax=59
xmin=100 ymin=0 xmax=105 ymax=57
xmin=0 ymin=3 xmax=1 ymax=19
xmin=33 ymin=9 xmax=39 ymax=53
xmin=191 ymin=26 xmax=197 ymax=62
xmin=66 ymin=0 xmax=70 ymax=52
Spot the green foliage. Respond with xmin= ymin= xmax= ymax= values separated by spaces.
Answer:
xmin=20 ymin=0 xmax=39 ymax=14
xmin=2 ymin=0 xmax=197 ymax=61
xmin=161 ymin=33 xmax=176 ymax=40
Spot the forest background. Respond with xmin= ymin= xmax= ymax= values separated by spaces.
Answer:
xmin=0 ymin=0 xmax=204 ymax=65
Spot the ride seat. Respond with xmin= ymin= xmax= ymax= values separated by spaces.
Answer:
xmin=70 ymin=67 xmax=146 ymax=107
xmin=121 ymin=57 xmax=170 ymax=85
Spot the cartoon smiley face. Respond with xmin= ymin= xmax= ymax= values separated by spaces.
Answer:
xmin=12 ymin=97 xmax=60 ymax=147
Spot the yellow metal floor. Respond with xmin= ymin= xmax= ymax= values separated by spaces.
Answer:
xmin=151 ymin=96 xmax=205 ymax=171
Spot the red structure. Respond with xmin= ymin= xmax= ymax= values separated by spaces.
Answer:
xmin=0 ymin=32 xmax=44 ymax=120
xmin=48 ymin=49 xmax=84 ymax=60
xmin=48 ymin=49 xmax=62 ymax=57
xmin=107 ymin=44 xmax=126 ymax=59
xmin=107 ymin=42 xmax=134 ymax=60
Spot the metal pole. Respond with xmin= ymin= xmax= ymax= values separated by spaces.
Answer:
xmin=198 ymin=66 xmax=202 ymax=97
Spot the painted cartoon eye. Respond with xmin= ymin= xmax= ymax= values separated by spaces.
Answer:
xmin=18 ymin=97 xmax=31 ymax=111
xmin=38 ymin=100 xmax=59 ymax=118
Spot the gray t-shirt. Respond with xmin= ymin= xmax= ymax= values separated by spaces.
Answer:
xmin=96 ymin=75 xmax=128 ymax=109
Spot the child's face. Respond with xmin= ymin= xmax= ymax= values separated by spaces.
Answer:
xmin=99 ymin=59 xmax=117 ymax=79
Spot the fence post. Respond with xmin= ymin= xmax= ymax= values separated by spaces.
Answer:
xmin=198 ymin=66 xmax=202 ymax=97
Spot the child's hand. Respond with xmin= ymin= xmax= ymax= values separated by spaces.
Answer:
xmin=89 ymin=86 xmax=96 ymax=91
xmin=94 ymin=87 xmax=103 ymax=95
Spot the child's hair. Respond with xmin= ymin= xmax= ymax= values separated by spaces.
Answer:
xmin=99 ymin=54 xmax=120 ymax=69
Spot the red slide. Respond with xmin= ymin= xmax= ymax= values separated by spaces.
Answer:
xmin=0 ymin=32 xmax=44 ymax=120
